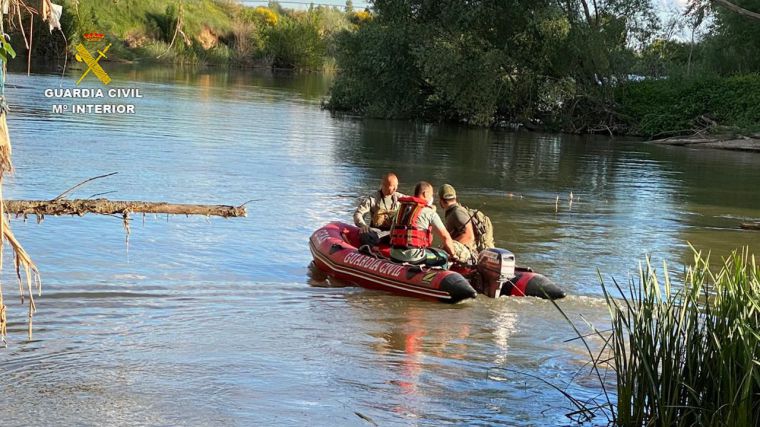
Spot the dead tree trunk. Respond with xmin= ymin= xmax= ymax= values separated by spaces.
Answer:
xmin=714 ymin=0 xmax=760 ymax=21
xmin=740 ymin=222 xmax=760 ymax=230
xmin=3 ymin=199 xmax=247 ymax=218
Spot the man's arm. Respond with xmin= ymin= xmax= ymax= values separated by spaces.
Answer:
xmin=431 ymin=214 xmax=457 ymax=259
xmin=353 ymin=196 xmax=372 ymax=231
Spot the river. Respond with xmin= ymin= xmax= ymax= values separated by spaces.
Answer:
xmin=0 ymin=66 xmax=758 ymax=426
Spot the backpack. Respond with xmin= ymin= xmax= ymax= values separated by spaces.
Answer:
xmin=460 ymin=206 xmax=495 ymax=252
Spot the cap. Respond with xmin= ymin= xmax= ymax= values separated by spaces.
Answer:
xmin=438 ymin=184 xmax=457 ymax=200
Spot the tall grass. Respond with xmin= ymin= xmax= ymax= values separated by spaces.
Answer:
xmin=554 ymin=247 xmax=760 ymax=425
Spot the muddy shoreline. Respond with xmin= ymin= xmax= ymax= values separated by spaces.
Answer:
xmin=652 ymin=134 xmax=760 ymax=153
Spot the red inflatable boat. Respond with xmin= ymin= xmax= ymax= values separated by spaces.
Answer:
xmin=309 ymin=222 xmax=565 ymax=303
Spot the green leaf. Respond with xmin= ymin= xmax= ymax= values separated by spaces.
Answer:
xmin=2 ymin=40 xmax=16 ymax=59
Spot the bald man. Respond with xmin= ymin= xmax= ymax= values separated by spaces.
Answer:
xmin=353 ymin=172 xmax=405 ymax=246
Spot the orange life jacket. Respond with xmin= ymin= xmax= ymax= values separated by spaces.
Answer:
xmin=390 ymin=196 xmax=432 ymax=249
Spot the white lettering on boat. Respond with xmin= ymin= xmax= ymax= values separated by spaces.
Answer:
xmin=314 ymin=229 xmax=331 ymax=244
xmin=343 ymin=253 xmax=403 ymax=278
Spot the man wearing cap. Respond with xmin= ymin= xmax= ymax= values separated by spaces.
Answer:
xmin=438 ymin=184 xmax=478 ymax=263
xmin=354 ymin=172 xmax=405 ymax=246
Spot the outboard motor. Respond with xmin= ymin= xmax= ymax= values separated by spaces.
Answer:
xmin=475 ymin=248 xmax=566 ymax=299
xmin=476 ymin=248 xmax=516 ymax=298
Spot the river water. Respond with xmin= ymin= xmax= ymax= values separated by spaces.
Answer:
xmin=1 ymin=67 xmax=758 ymax=426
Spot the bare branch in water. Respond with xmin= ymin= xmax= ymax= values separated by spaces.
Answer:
xmin=52 ymin=172 xmax=118 ymax=201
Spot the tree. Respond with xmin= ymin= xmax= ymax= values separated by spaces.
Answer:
xmin=327 ymin=0 xmax=660 ymax=130
xmin=689 ymin=0 xmax=760 ymax=21
xmin=688 ymin=0 xmax=760 ymax=74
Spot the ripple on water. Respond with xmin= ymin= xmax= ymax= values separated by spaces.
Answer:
xmin=2 ymin=68 xmax=759 ymax=426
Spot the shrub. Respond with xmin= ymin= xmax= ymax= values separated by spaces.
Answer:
xmin=252 ymin=6 xmax=279 ymax=27
xmin=615 ymin=74 xmax=760 ymax=137
xmin=326 ymin=21 xmax=425 ymax=118
xmin=265 ymin=15 xmax=326 ymax=70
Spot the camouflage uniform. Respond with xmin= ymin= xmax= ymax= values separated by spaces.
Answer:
xmin=354 ymin=189 xmax=404 ymax=246
xmin=451 ymin=239 xmax=478 ymax=264
xmin=353 ymin=189 xmax=403 ymax=230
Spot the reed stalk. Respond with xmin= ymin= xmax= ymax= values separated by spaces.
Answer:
xmin=553 ymin=247 xmax=760 ymax=425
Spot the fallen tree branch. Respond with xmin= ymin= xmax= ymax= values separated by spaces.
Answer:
xmin=3 ymin=199 xmax=247 ymax=218
xmin=740 ymin=222 xmax=760 ymax=230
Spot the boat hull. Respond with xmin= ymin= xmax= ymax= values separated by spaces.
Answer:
xmin=309 ymin=222 xmax=565 ymax=302
xmin=309 ymin=222 xmax=477 ymax=303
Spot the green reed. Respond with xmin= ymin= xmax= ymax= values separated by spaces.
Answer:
xmin=553 ymin=247 xmax=760 ymax=425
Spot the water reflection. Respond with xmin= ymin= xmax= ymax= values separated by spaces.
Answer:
xmin=1 ymin=67 xmax=759 ymax=426
xmin=490 ymin=304 xmax=519 ymax=367
xmin=105 ymin=65 xmax=332 ymax=101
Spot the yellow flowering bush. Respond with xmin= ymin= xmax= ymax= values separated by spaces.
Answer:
xmin=254 ymin=7 xmax=278 ymax=26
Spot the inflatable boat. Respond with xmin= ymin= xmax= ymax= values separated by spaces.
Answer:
xmin=309 ymin=222 xmax=565 ymax=303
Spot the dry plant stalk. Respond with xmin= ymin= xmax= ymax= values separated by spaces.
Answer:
xmin=1 ymin=102 xmax=41 ymax=344
xmin=0 ymin=0 xmax=43 ymax=344
xmin=158 ymin=1 xmax=190 ymax=58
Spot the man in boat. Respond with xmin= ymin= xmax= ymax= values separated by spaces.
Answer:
xmin=437 ymin=184 xmax=479 ymax=264
xmin=389 ymin=181 xmax=458 ymax=268
xmin=353 ymin=172 xmax=405 ymax=246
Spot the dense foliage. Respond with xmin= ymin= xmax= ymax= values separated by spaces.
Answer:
xmin=9 ymin=0 xmax=760 ymax=135
xmin=616 ymin=74 xmax=760 ymax=137
xmin=12 ymin=0 xmax=362 ymax=70
xmin=327 ymin=0 xmax=760 ymax=135
xmin=688 ymin=0 xmax=760 ymax=75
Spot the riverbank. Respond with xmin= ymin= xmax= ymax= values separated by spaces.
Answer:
xmin=12 ymin=0 xmax=367 ymax=70
xmin=324 ymin=2 xmax=760 ymax=137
